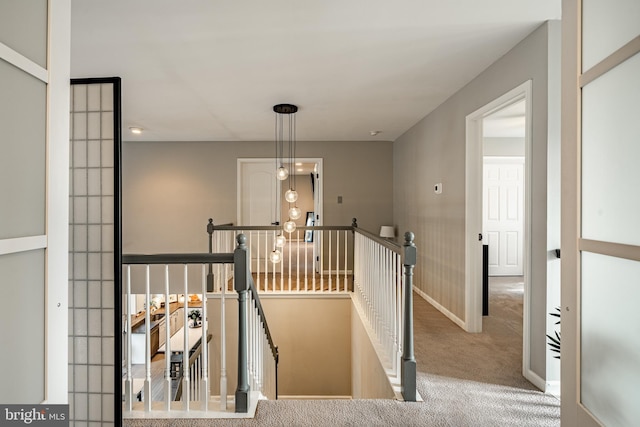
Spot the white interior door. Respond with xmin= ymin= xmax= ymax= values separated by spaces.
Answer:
xmin=238 ymin=159 xmax=280 ymax=271
xmin=483 ymin=157 xmax=524 ymax=276
xmin=239 ymin=160 xmax=279 ymax=226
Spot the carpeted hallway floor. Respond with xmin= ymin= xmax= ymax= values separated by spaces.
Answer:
xmin=125 ymin=277 xmax=560 ymax=426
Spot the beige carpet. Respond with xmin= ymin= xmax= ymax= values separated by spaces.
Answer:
xmin=125 ymin=276 xmax=560 ymax=426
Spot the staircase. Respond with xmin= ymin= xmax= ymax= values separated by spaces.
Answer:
xmin=120 ymin=220 xmax=417 ymax=419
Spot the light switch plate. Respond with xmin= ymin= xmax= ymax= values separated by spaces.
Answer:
xmin=434 ymin=183 xmax=442 ymax=194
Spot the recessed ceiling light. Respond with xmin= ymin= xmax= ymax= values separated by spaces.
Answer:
xmin=295 ymin=162 xmax=302 ymax=166
xmin=297 ymin=168 xmax=303 ymax=172
xmin=370 ymin=130 xmax=381 ymax=136
xmin=129 ymin=127 xmax=143 ymax=134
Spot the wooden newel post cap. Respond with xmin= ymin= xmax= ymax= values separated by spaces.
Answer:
xmin=403 ymin=232 xmax=417 ymax=265
xmin=352 ymin=218 xmax=358 ymax=228
xmin=207 ymin=218 xmax=214 ymax=234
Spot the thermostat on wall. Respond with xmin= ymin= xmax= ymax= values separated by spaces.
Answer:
xmin=434 ymin=183 xmax=442 ymax=194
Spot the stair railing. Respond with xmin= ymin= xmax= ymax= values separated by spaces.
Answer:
xmin=352 ymin=228 xmax=417 ymax=401
xmin=208 ymin=219 xmax=417 ymax=401
xmin=122 ymin=235 xmax=279 ymax=416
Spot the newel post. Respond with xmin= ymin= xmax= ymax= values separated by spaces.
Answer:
xmin=402 ymin=231 xmax=417 ymax=401
xmin=234 ymin=233 xmax=250 ymax=412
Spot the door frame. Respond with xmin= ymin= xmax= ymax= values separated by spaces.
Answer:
xmin=465 ymin=80 xmax=533 ymax=378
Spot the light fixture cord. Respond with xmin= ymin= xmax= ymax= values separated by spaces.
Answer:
xmin=274 ymin=112 xmax=279 ymax=238
xmin=293 ymin=113 xmax=297 ymax=191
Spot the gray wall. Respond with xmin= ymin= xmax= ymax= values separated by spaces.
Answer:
xmin=393 ymin=21 xmax=560 ymax=382
xmin=122 ymin=140 xmax=393 ymax=253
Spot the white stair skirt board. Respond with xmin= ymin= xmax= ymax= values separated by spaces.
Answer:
xmin=350 ymin=295 xmax=424 ymax=402
xmin=123 ymin=391 xmax=262 ymax=419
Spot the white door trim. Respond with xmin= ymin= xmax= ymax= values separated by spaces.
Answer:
xmin=47 ymin=0 xmax=71 ymax=403
xmin=465 ymin=80 xmax=534 ymax=381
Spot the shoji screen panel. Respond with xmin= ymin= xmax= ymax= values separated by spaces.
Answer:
xmin=69 ymin=79 xmax=121 ymax=426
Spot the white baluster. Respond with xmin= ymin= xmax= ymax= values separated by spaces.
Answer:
xmin=288 ymin=231 xmax=292 ymax=291
xmin=344 ymin=231 xmax=348 ymax=292
xmin=124 ymin=265 xmax=133 ymax=411
xmin=201 ymin=264 xmax=209 ymax=411
xmin=328 ymin=230 xmax=332 ymax=292
xmin=182 ymin=265 xmax=190 ymax=410
xmin=144 ymin=265 xmax=152 ymax=412
xmin=296 ymin=230 xmax=300 ymax=291
xmin=220 ymin=256 xmax=227 ymax=410
xmin=304 ymin=231 xmax=308 ymax=291
xmin=164 ymin=265 xmax=171 ymax=410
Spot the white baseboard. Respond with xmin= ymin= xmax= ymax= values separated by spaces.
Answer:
xmin=412 ymin=286 xmax=466 ymax=330
xmin=278 ymin=395 xmax=351 ymax=400
xmin=545 ymin=380 xmax=560 ymax=398
xmin=524 ymin=368 xmax=546 ymax=392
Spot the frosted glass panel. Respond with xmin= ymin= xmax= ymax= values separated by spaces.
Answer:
xmin=581 ymin=252 xmax=640 ymax=427
xmin=0 ymin=59 xmax=46 ymax=239
xmin=582 ymin=53 xmax=640 ymax=246
xmin=0 ymin=250 xmax=45 ymax=403
xmin=0 ymin=0 xmax=48 ymax=67
xmin=582 ymin=0 xmax=640 ymax=71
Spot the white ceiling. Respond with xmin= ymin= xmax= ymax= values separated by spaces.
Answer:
xmin=70 ymin=1 xmax=560 ymax=142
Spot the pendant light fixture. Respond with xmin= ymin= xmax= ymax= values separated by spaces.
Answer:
xmin=273 ymin=104 xmax=300 ymax=242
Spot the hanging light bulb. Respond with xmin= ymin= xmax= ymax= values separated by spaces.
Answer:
xmin=276 ymin=166 xmax=289 ymax=180
xmin=284 ymin=220 xmax=296 ymax=233
xmin=275 ymin=234 xmax=286 ymax=247
xmin=270 ymin=249 xmax=282 ymax=263
xmin=285 ymin=189 xmax=298 ymax=203
xmin=289 ymin=206 xmax=302 ymax=220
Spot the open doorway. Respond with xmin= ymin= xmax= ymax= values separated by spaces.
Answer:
xmin=465 ymin=81 xmax=536 ymax=386
xmin=237 ymin=158 xmax=323 ymax=228
xmin=238 ymin=157 xmax=323 ymax=272
xmin=481 ymin=99 xmax=526 ymax=375
xmin=279 ymin=161 xmax=321 ymax=273
xmin=482 ymin=99 xmax=526 ymax=332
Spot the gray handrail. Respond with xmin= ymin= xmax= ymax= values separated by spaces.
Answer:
xmin=353 ymin=227 xmax=402 ymax=253
xmin=213 ymin=224 xmax=354 ymax=231
xmin=122 ymin=253 xmax=234 ymax=265
xmin=248 ymin=275 xmax=279 ymax=362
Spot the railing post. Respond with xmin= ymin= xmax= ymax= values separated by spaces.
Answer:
xmin=402 ymin=232 xmax=417 ymax=402
xmin=207 ymin=218 xmax=214 ymax=292
xmin=351 ymin=218 xmax=357 ymax=292
xmin=234 ymin=233 xmax=250 ymax=413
